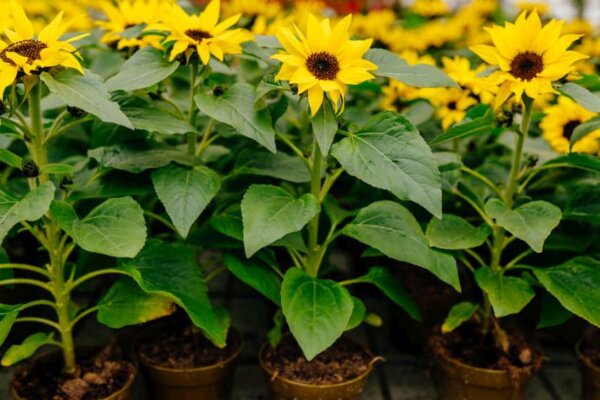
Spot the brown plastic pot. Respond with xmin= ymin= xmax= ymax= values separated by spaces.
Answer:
xmin=577 ymin=338 xmax=600 ymax=400
xmin=139 ymin=329 xmax=243 ymax=400
xmin=10 ymin=347 xmax=136 ymax=400
xmin=433 ymin=348 xmax=536 ymax=400
xmin=258 ymin=339 xmax=376 ymax=400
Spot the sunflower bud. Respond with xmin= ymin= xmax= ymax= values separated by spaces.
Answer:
xmin=67 ymin=106 xmax=86 ymax=118
xmin=22 ymin=160 xmax=39 ymax=178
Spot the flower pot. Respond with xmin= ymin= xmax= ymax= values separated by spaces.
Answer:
xmin=577 ymin=337 xmax=600 ymax=400
xmin=139 ymin=329 xmax=243 ymax=400
xmin=10 ymin=347 xmax=136 ymax=400
xmin=258 ymin=337 xmax=376 ymax=400
xmin=432 ymin=346 xmax=536 ymax=400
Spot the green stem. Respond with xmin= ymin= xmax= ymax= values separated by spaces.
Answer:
xmin=196 ymin=119 xmax=215 ymax=156
xmin=69 ymin=306 xmax=100 ymax=330
xmin=0 ymin=263 xmax=50 ymax=277
xmin=144 ymin=210 xmax=177 ymax=233
xmin=68 ymin=269 xmax=130 ymax=292
xmin=15 ymin=317 xmax=60 ymax=331
xmin=461 ymin=166 xmax=504 ymax=198
xmin=307 ymin=142 xmax=322 ymax=277
xmin=0 ymin=278 xmax=52 ymax=292
xmin=187 ymin=62 xmax=199 ymax=155
xmin=28 ymin=81 xmax=47 ymax=183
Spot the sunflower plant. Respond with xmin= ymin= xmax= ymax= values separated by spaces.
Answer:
xmin=194 ymin=13 xmax=464 ymax=359
xmin=428 ymin=11 xmax=600 ymax=353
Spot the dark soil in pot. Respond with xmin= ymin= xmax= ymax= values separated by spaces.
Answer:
xmin=259 ymin=335 xmax=378 ymax=400
xmin=577 ymin=329 xmax=600 ymax=400
xmin=429 ymin=322 xmax=542 ymax=400
xmin=11 ymin=347 xmax=136 ymax=400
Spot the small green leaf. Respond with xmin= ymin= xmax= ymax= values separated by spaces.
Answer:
xmin=151 ymin=164 xmax=220 ymax=238
xmin=97 ymin=278 xmax=175 ymax=328
xmin=2 ymin=332 xmax=55 ymax=367
xmin=430 ymin=105 xmax=494 ymax=145
xmin=533 ymin=257 xmax=600 ymax=327
xmin=564 ymin=185 xmax=600 ymax=223
xmin=442 ymin=302 xmax=478 ymax=333
xmin=485 ymin=199 xmax=561 ymax=253
xmin=106 ymin=47 xmax=179 ymax=92
xmin=222 ymin=254 xmax=281 ymax=305
xmin=343 ymin=201 xmax=460 ymax=291
xmin=544 ymin=153 xmax=600 ymax=173
xmin=346 ymin=297 xmax=367 ymax=330
xmin=124 ymin=106 xmax=192 ymax=135
xmin=235 ymin=151 xmax=310 ymax=183
xmin=50 ymin=200 xmax=77 ymax=237
xmin=557 ymin=82 xmax=600 ymax=112
xmin=475 ymin=267 xmax=535 ymax=317
xmin=570 ymin=116 xmax=600 ymax=148
xmin=195 ymin=84 xmax=276 ymax=152
xmin=281 ymin=269 xmax=353 ymax=360
xmin=88 ymin=145 xmax=198 ymax=174
xmin=0 ymin=304 xmax=20 ymax=347
xmin=366 ymin=48 xmax=457 ymax=88
xmin=0 ymin=148 xmax=22 ymax=168
xmin=40 ymin=163 xmax=74 ymax=175
xmin=267 ymin=310 xmax=285 ymax=348
xmin=41 ymin=70 xmax=132 ymax=128
xmin=312 ymin=99 xmax=337 ymax=156
xmin=241 ymin=185 xmax=319 ymax=257
xmin=426 ymin=214 xmax=491 ymax=250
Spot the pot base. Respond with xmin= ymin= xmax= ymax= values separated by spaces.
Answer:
xmin=577 ymin=337 xmax=600 ymax=400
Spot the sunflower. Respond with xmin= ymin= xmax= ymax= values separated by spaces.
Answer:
xmin=151 ymin=0 xmax=253 ymax=64
xmin=421 ymin=88 xmax=477 ymax=130
xmin=516 ymin=1 xmax=550 ymax=15
xmin=441 ymin=56 xmax=495 ymax=104
xmin=471 ymin=11 xmax=587 ymax=107
xmin=541 ymin=97 xmax=600 ymax=155
xmin=0 ymin=2 xmax=86 ymax=95
xmin=272 ymin=14 xmax=377 ymax=116
xmin=97 ymin=0 xmax=169 ymax=50
xmin=410 ymin=0 xmax=450 ymax=17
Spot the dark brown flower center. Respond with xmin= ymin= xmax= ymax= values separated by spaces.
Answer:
xmin=562 ymin=119 xmax=581 ymax=140
xmin=510 ymin=52 xmax=544 ymax=81
xmin=306 ymin=52 xmax=339 ymax=80
xmin=447 ymin=101 xmax=457 ymax=110
xmin=185 ymin=29 xmax=212 ymax=43
xmin=0 ymin=40 xmax=47 ymax=65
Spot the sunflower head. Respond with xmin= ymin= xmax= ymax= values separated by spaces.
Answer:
xmin=471 ymin=11 xmax=587 ymax=108
xmin=150 ymin=0 xmax=253 ymax=64
xmin=0 ymin=1 xmax=87 ymax=94
xmin=272 ymin=14 xmax=377 ymax=116
xmin=421 ymin=88 xmax=477 ymax=130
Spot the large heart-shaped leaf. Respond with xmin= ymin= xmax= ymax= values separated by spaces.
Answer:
xmin=106 ymin=47 xmax=179 ymax=92
xmin=281 ymin=269 xmax=353 ymax=360
xmin=41 ymin=70 xmax=132 ymax=128
xmin=151 ymin=164 xmax=220 ymax=238
xmin=2 ymin=332 xmax=55 ymax=367
xmin=343 ymin=201 xmax=460 ymax=291
xmin=332 ymin=112 xmax=442 ymax=217
xmin=485 ymin=199 xmax=561 ymax=253
xmin=533 ymin=257 xmax=600 ymax=327
xmin=54 ymin=197 xmax=146 ymax=258
xmin=0 ymin=182 xmax=55 ymax=243
xmin=195 ymin=84 xmax=276 ymax=152
xmin=117 ymin=239 xmax=227 ymax=346
xmin=241 ymin=184 xmax=319 ymax=257
xmin=222 ymin=254 xmax=281 ymax=305
xmin=475 ymin=267 xmax=534 ymax=317
xmin=426 ymin=214 xmax=491 ymax=250
xmin=97 ymin=278 xmax=176 ymax=328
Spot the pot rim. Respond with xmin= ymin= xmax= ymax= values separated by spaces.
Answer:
xmin=138 ymin=327 xmax=243 ymax=373
xmin=576 ymin=336 xmax=600 ymax=372
xmin=258 ymin=335 xmax=377 ymax=389
xmin=10 ymin=346 xmax=137 ymax=400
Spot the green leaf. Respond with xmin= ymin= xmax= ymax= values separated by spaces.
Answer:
xmin=151 ymin=164 xmax=220 ymax=238
xmin=543 ymin=153 xmax=600 ymax=173
xmin=430 ymin=105 xmax=494 ymax=145
xmin=0 ymin=148 xmax=22 ymax=168
xmin=442 ymin=302 xmax=478 ymax=333
xmin=0 ymin=304 xmax=20 ymax=347
xmin=88 ymin=145 xmax=198 ymax=174
xmin=475 ymin=267 xmax=535 ymax=317
xmin=106 ymin=47 xmax=179 ymax=92
xmin=195 ymin=84 xmax=276 ymax=152
xmin=281 ymin=269 xmax=353 ymax=360
xmin=66 ymin=197 xmax=147 ymax=258
xmin=312 ymin=99 xmax=337 ymax=156
xmin=2 ymin=332 xmax=55 ymax=367
xmin=117 ymin=239 xmax=227 ymax=346
xmin=346 ymin=297 xmax=367 ymax=330
xmin=41 ymin=70 xmax=132 ymax=128
xmin=50 ymin=200 xmax=77 ymax=237
xmin=97 ymin=278 xmax=175 ymax=328
xmin=537 ymin=292 xmax=571 ymax=329
xmin=267 ymin=310 xmax=285 ymax=348
xmin=485 ymin=199 xmax=561 ymax=253
xmin=0 ymin=182 xmax=55 ymax=243
xmin=426 ymin=214 xmax=491 ymax=250
xmin=557 ymin=82 xmax=600 ymax=112
xmin=241 ymin=185 xmax=319 ymax=257
xmin=332 ymin=112 xmax=442 ymax=217
xmin=124 ymin=106 xmax=192 ymax=135
xmin=352 ymin=266 xmax=420 ymax=320
xmin=222 ymin=254 xmax=281 ymax=305
xmin=564 ymin=186 xmax=600 ymax=223
xmin=570 ymin=116 xmax=600 ymax=148
xmin=235 ymin=151 xmax=310 ymax=183
xmin=40 ymin=163 xmax=74 ymax=175
xmin=533 ymin=257 xmax=600 ymax=327
xmin=343 ymin=201 xmax=460 ymax=291
xmin=366 ymin=48 xmax=457 ymax=88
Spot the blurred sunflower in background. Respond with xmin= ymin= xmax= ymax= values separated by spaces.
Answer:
xmin=541 ymin=97 xmax=600 ymax=155
xmin=471 ymin=11 xmax=587 ymax=107
xmin=0 ymin=1 xmax=86 ymax=94
xmin=272 ymin=14 xmax=377 ymax=116
xmin=410 ymin=0 xmax=450 ymax=17
xmin=222 ymin=0 xmax=281 ymax=33
xmin=381 ymin=51 xmax=435 ymax=112
xmin=151 ymin=0 xmax=253 ymax=64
